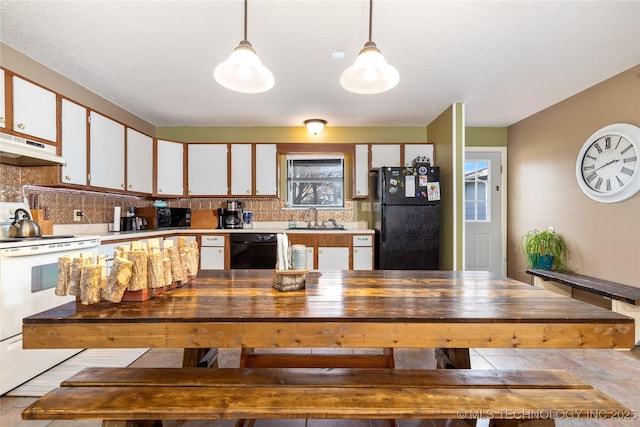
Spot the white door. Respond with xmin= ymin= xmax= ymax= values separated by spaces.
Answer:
xmin=126 ymin=129 xmax=153 ymax=194
xmin=89 ymin=112 xmax=125 ymax=190
xmin=156 ymin=140 xmax=184 ymax=196
xmin=188 ymin=144 xmax=228 ymax=196
xmin=61 ymin=99 xmax=87 ymax=185
xmin=255 ymin=144 xmax=277 ymax=196
xmin=464 ymin=150 xmax=505 ymax=275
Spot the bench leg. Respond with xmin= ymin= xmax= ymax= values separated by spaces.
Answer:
xmin=102 ymin=421 xmax=163 ymax=427
xmin=182 ymin=348 xmax=218 ymax=368
xmin=488 ymin=419 xmax=555 ymax=427
xmin=435 ymin=348 xmax=471 ymax=369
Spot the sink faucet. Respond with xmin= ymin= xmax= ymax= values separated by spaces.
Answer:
xmin=305 ymin=207 xmax=319 ymax=228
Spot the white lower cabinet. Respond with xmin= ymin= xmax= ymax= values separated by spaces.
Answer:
xmin=200 ymin=235 xmax=225 ymax=270
xmin=352 ymin=235 xmax=373 ymax=270
xmin=317 ymin=247 xmax=349 ymax=270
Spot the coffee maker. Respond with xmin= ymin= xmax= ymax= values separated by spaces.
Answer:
xmin=222 ymin=200 xmax=243 ymax=229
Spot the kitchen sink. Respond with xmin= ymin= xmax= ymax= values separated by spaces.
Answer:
xmin=288 ymin=226 xmax=347 ymax=231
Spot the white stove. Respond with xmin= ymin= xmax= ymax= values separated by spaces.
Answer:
xmin=0 ymin=201 xmax=101 ymax=395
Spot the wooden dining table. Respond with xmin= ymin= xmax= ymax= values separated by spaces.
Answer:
xmin=23 ymin=269 xmax=635 ymax=365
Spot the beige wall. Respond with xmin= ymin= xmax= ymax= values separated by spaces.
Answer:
xmin=507 ymin=65 xmax=640 ymax=287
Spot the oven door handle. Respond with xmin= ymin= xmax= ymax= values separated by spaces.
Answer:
xmin=0 ymin=239 xmax=100 ymax=257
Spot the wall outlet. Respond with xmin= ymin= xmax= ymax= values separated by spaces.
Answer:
xmin=73 ymin=209 xmax=82 ymax=222
xmin=361 ymin=202 xmax=371 ymax=212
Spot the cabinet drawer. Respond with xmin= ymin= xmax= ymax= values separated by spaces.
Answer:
xmin=202 ymin=235 xmax=225 ymax=247
xmin=352 ymin=235 xmax=372 ymax=247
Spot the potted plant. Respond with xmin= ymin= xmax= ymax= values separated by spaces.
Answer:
xmin=520 ymin=226 xmax=570 ymax=271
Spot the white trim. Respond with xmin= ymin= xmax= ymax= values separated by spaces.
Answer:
xmin=452 ymin=104 xmax=458 ymax=270
xmin=465 ymin=146 xmax=507 ymax=276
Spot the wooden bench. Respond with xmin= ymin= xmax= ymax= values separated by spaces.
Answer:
xmin=22 ymin=367 xmax=631 ymax=427
xmin=527 ymin=269 xmax=640 ymax=344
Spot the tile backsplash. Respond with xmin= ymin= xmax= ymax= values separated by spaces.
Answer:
xmin=1 ymin=164 xmax=354 ymax=225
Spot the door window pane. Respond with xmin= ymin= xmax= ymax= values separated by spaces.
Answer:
xmin=464 ymin=160 xmax=490 ymax=221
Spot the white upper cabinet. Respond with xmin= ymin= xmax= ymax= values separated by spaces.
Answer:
xmin=89 ymin=111 xmax=125 ymax=190
xmin=404 ymin=144 xmax=435 ymax=166
xmin=371 ymin=144 xmax=401 ymax=168
xmin=156 ymin=139 xmax=184 ymax=196
xmin=61 ymin=99 xmax=87 ymax=186
xmin=126 ymin=128 xmax=153 ymax=194
xmin=0 ymin=69 xmax=5 ymax=128
xmin=12 ymin=76 xmax=57 ymax=142
xmin=231 ymin=144 xmax=252 ymax=196
xmin=255 ymin=144 xmax=277 ymax=196
xmin=354 ymin=144 xmax=369 ymax=198
xmin=188 ymin=144 xmax=228 ymax=196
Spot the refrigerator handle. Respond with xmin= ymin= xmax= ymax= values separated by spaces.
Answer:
xmin=380 ymin=211 xmax=386 ymax=244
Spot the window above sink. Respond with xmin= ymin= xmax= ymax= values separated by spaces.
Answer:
xmin=286 ymin=154 xmax=344 ymax=208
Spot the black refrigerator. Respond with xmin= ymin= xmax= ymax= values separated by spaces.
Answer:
xmin=373 ymin=165 xmax=440 ymax=270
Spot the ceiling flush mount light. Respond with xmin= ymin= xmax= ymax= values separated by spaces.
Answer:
xmin=214 ymin=0 xmax=274 ymax=93
xmin=304 ymin=119 xmax=327 ymax=135
xmin=340 ymin=0 xmax=399 ymax=94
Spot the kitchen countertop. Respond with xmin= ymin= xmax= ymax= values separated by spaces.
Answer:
xmin=59 ymin=221 xmax=374 ymax=243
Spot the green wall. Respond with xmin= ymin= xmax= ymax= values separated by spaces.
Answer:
xmin=156 ymin=126 xmax=427 ymax=143
xmin=466 ymin=127 xmax=508 ymax=147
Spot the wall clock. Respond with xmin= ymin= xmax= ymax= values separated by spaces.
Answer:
xmin=575 ymin=123 xmax=640 ymax=203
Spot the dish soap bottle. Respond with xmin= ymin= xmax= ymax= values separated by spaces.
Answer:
xmin=288 ymin=216 xmax=296 ymax=229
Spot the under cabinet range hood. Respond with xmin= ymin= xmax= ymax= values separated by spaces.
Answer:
xmin=0 ymin=133 xmax=66 ymax=166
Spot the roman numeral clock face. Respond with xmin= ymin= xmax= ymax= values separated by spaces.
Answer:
xmin=576 ymin=123 xmax=640 ymax=203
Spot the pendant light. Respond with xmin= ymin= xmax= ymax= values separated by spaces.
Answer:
xmin=340 ymin=0 xmax=399 ymax=94
xmin=214 ymin=0 xmax=274 ymax=93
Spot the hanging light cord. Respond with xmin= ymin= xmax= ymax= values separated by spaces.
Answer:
xmin=368 ymin=0 xmax=373 ymax=42
xmin=243 ymin=0 xmax=248 ymax=41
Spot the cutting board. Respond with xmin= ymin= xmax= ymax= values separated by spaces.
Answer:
xmin=191 ymin=210 xmax=217 ymax=229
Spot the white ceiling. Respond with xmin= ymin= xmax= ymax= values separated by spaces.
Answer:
xmin=1 ymin=1 xmax=639 ymax=129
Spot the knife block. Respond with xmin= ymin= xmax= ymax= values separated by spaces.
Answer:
xmin=31 ymin=209 xmax=54 ymax=235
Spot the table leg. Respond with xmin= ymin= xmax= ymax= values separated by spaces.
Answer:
xmin=435 ymin=348 xmax=471 ymax=369
xmin=182 ymin=348 xmax=218 ymax=368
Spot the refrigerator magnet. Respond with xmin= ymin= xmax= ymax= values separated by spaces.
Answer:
xmin=419 ymin=175 xmax=428 ymax=187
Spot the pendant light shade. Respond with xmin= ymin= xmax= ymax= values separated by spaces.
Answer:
xmin=340 ymin=0 xmax=399 ymax=94
xmin=214 ymin=0 xmax=274 ymax=93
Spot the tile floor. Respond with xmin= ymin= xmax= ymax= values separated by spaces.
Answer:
xmin=2 ymin=346 xmax=639 ymax=427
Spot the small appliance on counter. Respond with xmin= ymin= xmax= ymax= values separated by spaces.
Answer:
xmin=242 ymin=211 xmax=254 ymax=229
xmin=136 ymin=207 xmax=191 ymax=229
xmin=223 ymin=200 xmax=243 ymax=229
xmin=216 ymin=208 xmax=226 ymax=229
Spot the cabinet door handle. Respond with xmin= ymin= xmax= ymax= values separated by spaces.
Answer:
xmin=65 ymin=175 xmax=71 ymax=180
xmin=0 ymin=117 xmax=5 ymax=124
xmin=17 ymin=123 xmax=25 ymax=130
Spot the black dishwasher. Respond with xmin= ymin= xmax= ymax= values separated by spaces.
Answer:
xmin=230 ymin=234 xmax=278 ymax=269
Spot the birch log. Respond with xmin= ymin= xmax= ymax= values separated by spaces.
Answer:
xmin=147 ymin=238 xmax=161 ymax=255
xmin=68 ymin=256 xmax=85 ymax=296
xmin=101 ymin=257 xmax=133 ymax=303
xmin=167 ymin=247 xmax=183 ymax=282
xmin=179 ymin=247 xmax=192 ymax=277
xmin=97 ymin=254 xmax=108 ymax=280
xmin=189 ymin=240 xmax=200 ymax=275
xmin=127 ymin=251 xmax=148 ymax=291
xmin=55 ymin=256 xmax=72 ymax=296
xmin=163 ymin=258 xmax=173 ymax=286
xmin=147 ymin=252 xmax=164 ymax=288
xmin=80 ymin=264 xmax=102 ymax=305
